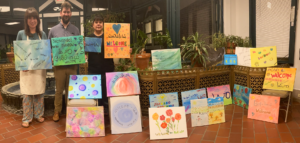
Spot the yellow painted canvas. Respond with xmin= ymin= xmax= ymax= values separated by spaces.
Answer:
xmin=104 ymin=23 xmax=130 ymax=58
xmin=263 ymin=68 xmax=297 ymax=91
xmin=250 ymin=46 xmax=277 ymax=67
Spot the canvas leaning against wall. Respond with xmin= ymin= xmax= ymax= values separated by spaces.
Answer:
xmin=68 ymin=75 xmax=102 ymax=99
xmin=207 ymin=85 xmax=232 ymax=105
xmin=233 ymin=84 xmax=252 ymax=109
xmin=208 ymin=97 xmax=225 ymax=125
xmin=181 ymin=88 xmax=207 ymax=114
xmin=191 ymin=99 xmax=209 ymax=127
xmin=149 ymin=92 xmax=179 ymax=108
xmin=263 ymin=68 xmax=297 ymax=91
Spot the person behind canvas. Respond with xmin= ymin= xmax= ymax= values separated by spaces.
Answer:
xmin=48 ymin=1 xmax=80 ymax=122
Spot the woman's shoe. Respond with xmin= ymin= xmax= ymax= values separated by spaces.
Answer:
xmin=36 ymin=117 xmax=44 ymax=123
xmin=21 ymin=122 xmax=30 ymax=128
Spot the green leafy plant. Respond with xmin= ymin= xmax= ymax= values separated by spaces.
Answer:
xmin=131 ymin=29 xmax=149 ymax=55
xmin=115 ymin=58 xmax=140 ymax=71
xmin=212 ymin=32 xmax=227 ymax=50
xmin=180 ymin=32 xmax=210 ymax=67
xmin=152 ymin=29 xmax=173 ymax=48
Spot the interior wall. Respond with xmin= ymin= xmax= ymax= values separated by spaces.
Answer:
xmin=292 ymin=1 xmax=300 ymax=101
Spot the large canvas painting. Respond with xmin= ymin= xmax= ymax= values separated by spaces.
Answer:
xmin=104 ymin=23 xmax=130 ymax=58
xmin=191 ymin=99 xmax=209 ymax=127
xmin=181 ymin=88 xmax=207 ymax=114
xmin=149 ymin=92 xmax=179 ymax=108
xmin=85 ymin=37 xmax=101 ymax=53
xmin=207 ymin=85 xmax=232 ymax=105
xmin=66 ymin=107 xmax=105 ymax=137
xmin=263 ymin=68 xmax=297 ymax=91
xmin=51 ymin=35 xmax=85 ymax=66
xmin=233 ymin=84 xmax=252 ymax=109
xmin=13 ymin=39 xmax=52 ymax=71
xmin=149 ymin=107 xmax=188 ymax=140
xmin=250 ymin=46 xmax=277 ymax=67
xmin=208 ymin=97 xmax=225 ymax=125
xmin=106 ymin=71 xmax=140 ymax=97
xmin=151 ymin=49 xmax=182 ymax=70
xmin=110 ymin=96 xmax=142 ymax=134
xmin=235 ymin=47 xmax=251 ymax=67
xmin=248 ymin=94 xmax=280 ymax=123
xmin=68 ymin=75 xmax=102 ymax=99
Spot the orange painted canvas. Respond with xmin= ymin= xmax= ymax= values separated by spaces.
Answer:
xmin=263 ymin=68 xmax=297 ymax=91
xmin=104 ymin=23 xmax=130 ymax=58
xmin=248 ymin=94 xmax=280 ymax=123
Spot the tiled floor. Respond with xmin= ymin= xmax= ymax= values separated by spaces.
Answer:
xmin=1 ymin=95 xmax=300 ymax=143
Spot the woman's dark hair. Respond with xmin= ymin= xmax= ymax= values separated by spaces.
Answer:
xmin=24 ymin=7 xmax=41 ymax=37
xmin=93 ymin=15 xmax=104 ymax=24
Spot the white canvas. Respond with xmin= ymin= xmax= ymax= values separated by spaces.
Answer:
xmin=191 ymin=99 xmax=209 ymax=127
xmin=110 ymin=96 xmax=142 ymax=134
xmin=235 ymin=47 xmax=252 ymax=67
xmin=181 ymin=88 xmax=207 ymax=114
xmin=149 ymin=107 xmax=188 ymax=140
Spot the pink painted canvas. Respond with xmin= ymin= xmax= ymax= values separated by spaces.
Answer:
xmin=207 ymin=85 xmax=232 ymax=105
xmin=247 ymin=94 xmax=280 ymax=123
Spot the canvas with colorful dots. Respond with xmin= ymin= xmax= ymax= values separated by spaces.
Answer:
xmin=104 ymin=23 xmax=130 ymax=58
xmin=250 ymin=46 xmax=277 ymax=67
xmin=68 ymin=75 xmax=102 ymax=99
xmin=106 ymin=71 xmax=140 ymax=97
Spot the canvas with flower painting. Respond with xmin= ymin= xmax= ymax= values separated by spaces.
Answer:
xmin=149 ymin=107 xmax=188 ymax=140
xmin=233 ymin=84 xmax=252 ymax=109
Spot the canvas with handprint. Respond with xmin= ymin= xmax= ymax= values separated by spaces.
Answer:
xmin=181 ymin=88 xmax=207 ymax=114
xmin=191 ymin=99 xmax=209 ymax=127
xmin=208 ymin=97 xmax=225 ymax=125
xmin=104 ymin=23 xmax=130 ymax=58
xmin=66 ymin=107 xmax=105 ymax=137
xmin=68 ymin=75 xmax=101 ymax=99
xmin=149 ymin=107 xmax=188 ymax=140
xmin=207 ymin=85 xmax=232 ymax=105
xmin=250 ymin=46 xmax=277 ymax=67
xmin=248 ymin=94 xmax=280 ymax=123
xmin=149 ymin=92 xmax=179 ymax=108
xmin=106 ymin=71 xmax=140 ymax=97
xmin=110 ymin=96 xmax=142 ymax=134
xmin=233 ymin=84 xmax=252 ymax=109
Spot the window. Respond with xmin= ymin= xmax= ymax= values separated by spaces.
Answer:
xmin=145 ymin=22 xmax=152 ymax=44
xmin=155 ymin=19 xmax=162 ymax=32
xmin=0 ymin=0 xmax=10 ymax=16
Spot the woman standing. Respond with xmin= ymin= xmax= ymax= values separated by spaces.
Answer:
xmin=16 ymin=7 xmax=47 ymax=128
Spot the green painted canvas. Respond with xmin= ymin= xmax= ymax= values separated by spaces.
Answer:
xmin=151 ymin=49 xmax=182 ymax=70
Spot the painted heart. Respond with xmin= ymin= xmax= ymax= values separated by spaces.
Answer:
xmin=112 ymin=24 xmax=121 ymax=34
xmin=113 ymin=47 xmax=118 ymax=53
xmin=120 ymin=47 xmax=124 ymax=51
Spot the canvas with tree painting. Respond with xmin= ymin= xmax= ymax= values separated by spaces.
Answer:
xmin=181 ymin=88 xmax=207 ymax=114
xmin=110 ymin=96 xmax=142 ymax=134
xmin=149 ymin=92 xmax=179 ymax=108
xmin=191 ymin=99 xmax=209 ymax=127
xmin=207 ymin=85 xmax=232 ymax=105
xmin=233 ymin=84 xmax=252 ymax=109
xmin=208 ymin=97 xmax=225 ymax=125
xmin=149 ymin=107 xmax=188 ymax=140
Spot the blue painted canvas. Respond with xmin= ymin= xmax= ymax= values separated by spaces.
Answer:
xmin=151 ymin=49 xmax=182 ymax=70
xmin=149 ymin=92 xmax=179 ymax=108
xmin=13 ymin=39 xmax=52 ymax=71
xmin=85 ymin=37 xmax=102 ymax=53
xmin=68 ymin=75 xmax=102 ymax=99
xmin=181 ymin=88 xmax=207 ymax=114
xmin=224 ymin=54 xmax=237 ymax=65
xmin=233 ymin=84 xmax=252 ymax=109
xmin=51 ymin=35 xmax=85 ymax=66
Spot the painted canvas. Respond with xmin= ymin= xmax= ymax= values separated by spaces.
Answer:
xmin=233 ymin=84 xmax=252 ymax=109
xmin=151 ymin=49 xmax=182 ymax=70
xmin=85 ymin=37 xmax=102 ymax=53
xmin=149 ymin=107 xmax=188 ymax=140
xmin=51 ymin=35 xmax=85 ymax=66
xmin=250 ymin=46 xmax=277 ymax=67
xmin=13 ymin=39 xmax=52 ymax=71
xmin=104 ymin=23 xmax=130 ymax=58
xmin=208 ymin=97 xmax=225 ymax=125
xmin=263 ymin=68 xmax=297 ymax=91
xmin=110 ymin=96 xmax=142 ymax=134
xmin=106 ymin=71 xmax=140 ymax=97
xmin=68 ymin=75 xmax=102 ymax=99
xmin=223 ymin=54 xmax=237 ymax=65
xmin=207 ymin=85 xmax=232 ymax=105
xmin=181 ymin=88 xmax=207 ymax=114
xmin=235 ymin=47 xmax=251 ymax=67
xmin=206 ymin=47 xmax=225 ymax=67
xmin=191 ymin=99 xmax=209 ymax=127
xmin=66 ymin=107 xmax=105 ymax=137
xmin=248 ymin=94 xmax=280 ymax=123
xmin=149 ymin=92 xmax=179 ymax=108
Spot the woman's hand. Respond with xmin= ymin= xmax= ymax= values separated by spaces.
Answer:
xmin=130 ymin=48 xmax=132 ymax=53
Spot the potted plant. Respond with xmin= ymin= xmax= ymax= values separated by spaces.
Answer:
xmin=152 ymin=29 xmax=173 ymax=48
xmin=131 ymin=29 xmax=151 ymax=70
xmin=6 ymin=43 xmax=14 ymax=63
xmin=180 ymin=32 xmax=210 ymax=67
xmin=212 ymin=32 xmax=227 ymax=51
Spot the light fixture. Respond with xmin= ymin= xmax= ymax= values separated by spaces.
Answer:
xmin=92 ymin=8 xmax=108 ymax=11
xmin=53 ymin=7 xmax=61 ymax=11
xmin=0 ymin=6 xmax=10 ymax=12
xmin=5 ymin=22 xmax=20 ymax=25
xmin=13 ymin=8 xmax=27 ymax=12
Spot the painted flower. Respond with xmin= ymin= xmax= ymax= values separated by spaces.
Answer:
xmin=172 ymin=117 xmax=175 ymax=122
xmin=160 ymin=115 xmax=165 ymax=121
xmin=234 ymin=97 xmax=237 ymax=101
xmin=243 ymin=104 xmax=246 ymax=108
xmin=175 ymin=113 xmax=181 ymax=121
xmin=235 ymin=101 xmax=237 ymax=105
xmin=161 ymin=122 xmax=167 ymax=129
xmin=239 ymin=100 xmax=242 ymax=104
xmin=245 ymin=88 xmax=248 ymax=93
xmin=166 ymin=118 xmax=170 ymax=123
xmin=234 ymin=89 xmax=236 ymax=92
xmin=152 ymin=113 xmax=159 ymax=120
xmin=241 ymin=89 xmax=243 ymax=93
xmin=166 ymin=109 xmax=173 ymax=116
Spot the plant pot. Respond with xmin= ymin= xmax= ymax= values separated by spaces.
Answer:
xmin=130 ymin=51 xmax=151 ymax=70
xmin=191 ymin=59 xmax=203 ymax=67
xmin=6 ymin=52 xmax=14 ymax=63
xmin=226 ymin=42 xmax=236 ymax=54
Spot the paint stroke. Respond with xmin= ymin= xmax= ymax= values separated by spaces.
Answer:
xmin=85 ymin=37 xmax=102 ymax=53
xmin=207 ymin=97 xmax=225 ymax=125
xmin=151 ymin=49 xmax=182 ymax=70
xmin=181 ymin=88 xmax=207 ymax=114
xmin=149 ymin=92 xmax=179 ymax=108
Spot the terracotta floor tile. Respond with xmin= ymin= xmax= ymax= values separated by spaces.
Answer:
xmin=243 ymin=122 xmax=253 ymax=129
xmin=30 ymin=127 xmax=46 ymax=135
xmin=266 ymin=128 xmax=279 ymax=138
xmin=187 ymin=128 xmax=194 ymax=136
xmin=217 ymin=128 xmax=230 ymax=137
xmin=84 ymin=138 xmax=101 ymax=143
xmin=172 ymin=138 xmax=187 ymax=143
xmin=232 ymin=119 xmax=242 ymax=125
xmin=43 ymin=129 xmax=60 ymax=137
xmin=132 ymin=133 xmax=149 ymax=142
xmin=2 ymin=130 xmax=20 ymax=138
xmin=57 ymin=138 xmax=75 ymax=143
xmin=6 ymin=124 xmax=23 ymax=131
xmin=228 ymin=133 xmax=241 ymax=143
xmin=233 ymin=113 xmax=243 ymax=119
xmin=200 ymin=141 xmax=214 ymax=143
xmin=290 ymin=128 xmax=300 ymax=137
xmin=268 ymin=138 xmax=282 ymax=143
xmin=0 ymin=129 xmax=8 ymax=135
xmin=234 ymin=106 xmax=243 ymax=113
xmin=27 ymin=133 xmax=46 ymax=143
xmin=225 ymin=113 xmax=233 ymax=121
xmin=264 ymin=122 xmax=276 ymax=129
xmin=294 ymin=137 xmax=300 ymax=143
xmin=56 ymin=126 xmax=65 ymax=133
xmin=203 ymin=131 xmax=217 ymax=141
xmin=242 ymin=129 xmax=254 ymax=138
xmin=207 ymin=124 xmax=219 ymax=132
xmin=220 ymin=122 xmax=232 ymax=129
xmin=117 ymin=133 xmax=138 ymax=142
xmin=0 ymin=135 xmax=3 ymax=140
xmin=9 ymin=120 xmax=23 ymax=126
xmin=280 ymin=133 xmax=295 ymax=143
xmin=77 ymin=139 xmax=90 ymax=143
xmin=254 ymin=126 xmax=266 ymax=133
xmin=18 ymin=126 xmax=35 ymax=133
xmin=255 ymin=133 xmax=267 ymax=143
xmin=0 ymin=123 xmax=12 ymax=129
xmin=193 ymin=126 xmax=207 ymax=134
xmin=99 ymin=134 xmax=121 ymax=143
xmin=16 ymin=139 xmax=30 ymax=143
xmin=41 ymin=135 xmax=60 ymax=143
xmin=242 ymin=138 xmax=254 ymax=143
xmin=70 ymin=137 xmax=83 ymax=142
xmin=158 ymin=139 xmax=173 ymax=143
xmin=187 ymin=134 xmax=202 ymax=142
xmin=0 ymin=137 xmax=16 ymax=143
xmin=215 ymin=137 xmax=228 ymax=143
xmin=287 ymin=121 xmax=300 ymax=129
xmin=277 ymin=124 xmax=289 ymax=132
xmin=14 ymin=132 xmax=32 ymax=140
xmin=231 ymin=125 xmax=242 ymax=133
